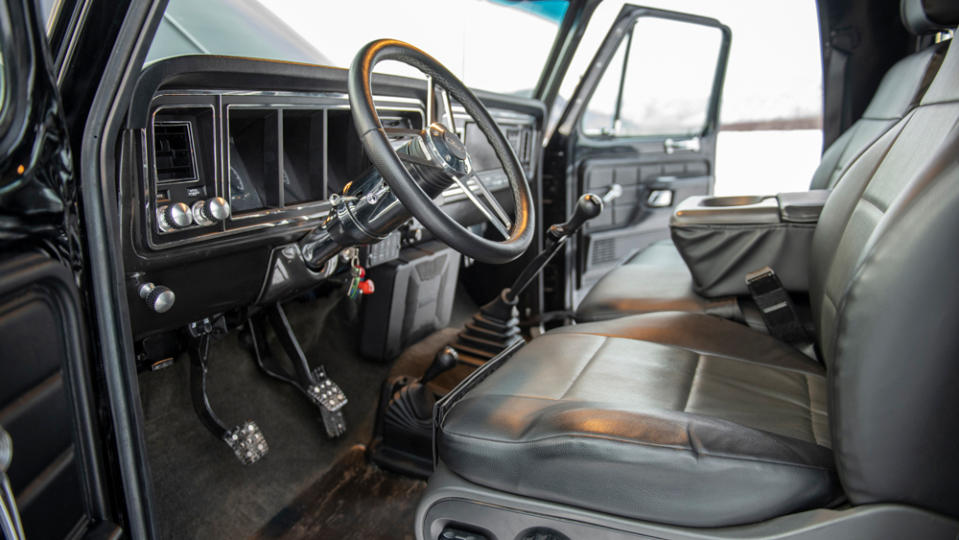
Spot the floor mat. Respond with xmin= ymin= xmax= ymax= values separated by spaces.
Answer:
xmin=256 ymin=446 xmax=426 ymax=540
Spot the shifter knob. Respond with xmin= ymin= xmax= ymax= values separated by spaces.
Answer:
xmin=421 ymin=346 xmax=458 ymax=384
xmin=549 ymin=193 xmax=604 ymax=239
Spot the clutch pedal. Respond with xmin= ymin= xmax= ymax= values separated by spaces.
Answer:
xmin=224 ymin=421 xmax=269 ymax=465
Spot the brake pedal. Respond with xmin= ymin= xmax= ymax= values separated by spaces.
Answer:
xmin=310 ymin=366 xmax=348 ymax=438
xmin=224 ymin=421 xmax=269 ymax=465
xmin=247 ymin=305 xmax=351 ymax=439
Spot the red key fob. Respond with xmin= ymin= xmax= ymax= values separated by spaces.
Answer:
xmin=357 ymin=279 xmax=375 ymax=295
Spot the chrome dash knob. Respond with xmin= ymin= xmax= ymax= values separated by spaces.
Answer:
xmin=193 ymin=197 xmax=231 ymax=225
xmin=138 ymin=282 xmax=175 ymax=313
xmin=158 ymin=202 xmax=193 ymax=232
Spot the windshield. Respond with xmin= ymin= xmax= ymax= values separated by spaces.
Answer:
xmin=146 ymin=0 xmax=568 ymax=96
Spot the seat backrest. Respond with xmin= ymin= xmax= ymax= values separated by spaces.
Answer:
xmin=810 ymin=4 xmax=959 ymax=517
xmin=809 ymin=34 xmax=946 ymax=190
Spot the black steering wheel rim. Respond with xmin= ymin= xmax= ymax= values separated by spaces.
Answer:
xmin=348 ymin=39 xmax=535 ymax=264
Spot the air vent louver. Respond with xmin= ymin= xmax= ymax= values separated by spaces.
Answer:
xmin=154 ymin=122 xmax=197 ymax=182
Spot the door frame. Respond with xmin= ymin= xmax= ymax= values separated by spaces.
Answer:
xmin=543 ymin=4 xmax=731 ymax=313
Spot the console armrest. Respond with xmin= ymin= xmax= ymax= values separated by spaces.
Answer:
xmin=670 ymin=191 xmax=830 ymax=297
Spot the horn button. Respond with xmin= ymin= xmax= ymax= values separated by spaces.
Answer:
xmin=427 ymin=123 xmax=469 ymax=166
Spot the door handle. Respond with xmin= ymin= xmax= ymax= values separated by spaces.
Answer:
xmin=0 ymin=426 xmax=25 ymax=540
xmin=602 ymin=183 xmax=623 ymax=203
xmin=647 ymin=190 xmax=673 ymax=208
xmin=664 ymin=137 xmax=701 ymax=154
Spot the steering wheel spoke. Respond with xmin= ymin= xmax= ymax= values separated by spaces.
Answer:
xmin=451 ymin=172 xmax=511 ymax=239
xmin=439 ymin=87 xmax=456 ymax=132
xmin=426 ymin=76 xmax=457 ymax=132
xmin=466 ymin=170 xmax=511 ymax=230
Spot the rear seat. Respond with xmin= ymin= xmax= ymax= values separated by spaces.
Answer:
xmin=575 ymin=19 xmax=949 ymax=324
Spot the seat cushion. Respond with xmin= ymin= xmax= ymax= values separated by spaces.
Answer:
xmin=575 ymin=240 xmax=741 ymax=322
xmin=437 ymin=312 xmax=840 ymax=527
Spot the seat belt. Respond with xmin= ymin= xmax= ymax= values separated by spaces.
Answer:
xmin=744 ymin=267 xmax=810 ymax=345
xmin=823 ymin=27 xmax=858 ymax=149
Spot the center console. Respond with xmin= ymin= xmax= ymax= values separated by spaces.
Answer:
xmin=670 ymin=190 xmax=830 ymax=296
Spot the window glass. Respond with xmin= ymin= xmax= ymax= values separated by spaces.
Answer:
xmin=559 ymin=0 xmax=823 ymax=195
xmin=146 ymin=0 xmax=569 ymax=96
xmin=582 ymin=17 xmax=723 ymax=137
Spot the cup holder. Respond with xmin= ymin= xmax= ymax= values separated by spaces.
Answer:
xmin=699 ymin=195 xmax=767 ymax=207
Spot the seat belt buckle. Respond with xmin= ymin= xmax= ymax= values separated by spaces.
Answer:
xmin=745 ymin=266 xmax=809 ymax=344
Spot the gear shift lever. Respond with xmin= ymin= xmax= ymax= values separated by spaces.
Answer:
xmin=420 ymin=346 xmax=459 ymax=385
xmin=454 ymin=194 xmax=605 ymax=364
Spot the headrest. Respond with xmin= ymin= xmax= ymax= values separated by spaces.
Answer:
xmin=902 ymin=0 xmax=959 ymax=35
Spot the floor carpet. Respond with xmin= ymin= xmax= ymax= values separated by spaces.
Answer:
xmin=139 ymin=293 xmax=393 ymax=539
xmin=139 ymin=285 xmax=480 ymax=539
xmin=256 ymin=446 xmax=426 ymax=540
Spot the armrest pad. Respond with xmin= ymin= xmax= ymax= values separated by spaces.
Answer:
xmin=777 ymin=190 xmax=830 ymax=223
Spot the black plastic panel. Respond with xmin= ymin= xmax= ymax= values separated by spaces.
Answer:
xmin=360 ymin=242 xmax=461 ymax=360
xmin=0 ymin=254 xmax=100 ymax=539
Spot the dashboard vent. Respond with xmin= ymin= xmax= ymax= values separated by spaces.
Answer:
xmin=154 ymin=122 xmax=197 ymax=182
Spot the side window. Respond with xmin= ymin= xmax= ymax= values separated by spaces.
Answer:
xmin=582 ymin=16 xmax=725 ymax=138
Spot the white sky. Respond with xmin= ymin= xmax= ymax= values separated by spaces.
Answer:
xmin=257 ymin=0 xmax=559 ymax=95
xmin=560 ymin=0 xmax=823 ymax=123
xmin=258 ymin=0 xmax=823 ymax=123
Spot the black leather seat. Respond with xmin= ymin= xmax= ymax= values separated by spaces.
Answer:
xmin=575 ymin=10 xmax=949 ymax=323
xmin=433 ymin=11 xmax=959 ymax=528
xmin=439 ymin=312 xmax=836 ymax=526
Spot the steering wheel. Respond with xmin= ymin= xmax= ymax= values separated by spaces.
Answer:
xmin=348 ymin=39 xmax=535 ymax=264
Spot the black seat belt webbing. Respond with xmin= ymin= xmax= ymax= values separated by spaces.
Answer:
xmin=745 ymin=266 xmax=810 ymax=344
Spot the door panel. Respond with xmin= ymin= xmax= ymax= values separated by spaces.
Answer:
xmin=0 ymin=255 xmax=94 ymax=539
xmin=578 ymin=155 xmax=710 ymax=292
xmin=544 ymin=4 xmax=730 ymax=310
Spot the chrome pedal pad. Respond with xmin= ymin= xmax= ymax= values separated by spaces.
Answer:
xmin=224 ymin=421 xmax=269 ymax=465
xmin=307 ymin=366 xmax=348 ymax=411
xmin=309 ymin=366 xmax=348 ymax=438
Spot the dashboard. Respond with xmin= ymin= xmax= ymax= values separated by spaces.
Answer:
xmin=121 ymin=56 xmax=545 ymax=340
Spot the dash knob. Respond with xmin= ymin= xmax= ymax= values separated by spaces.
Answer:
xmin=138 ymin=282 xmax=175 ymax=313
